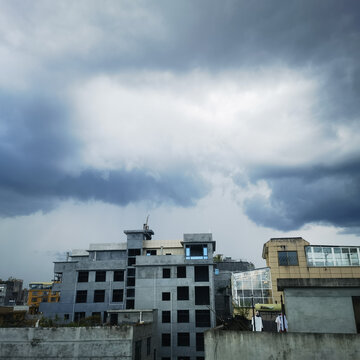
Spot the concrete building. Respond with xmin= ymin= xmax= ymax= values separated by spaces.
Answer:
xmin=262 ymin=237 xmax=360 ymax=303
xmin=40 ymin=226 xmax=216 ymax=360
xmin=0 ymin=278 xmax=24 ymax=306
xmin=27 ymin=282 xmax=60 ymax=314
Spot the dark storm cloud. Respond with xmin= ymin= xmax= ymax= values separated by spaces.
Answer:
xmin=0 ymin=92 xmax=207 ymax=217
xmin=243 ymin=158 xmax=360 ymax=234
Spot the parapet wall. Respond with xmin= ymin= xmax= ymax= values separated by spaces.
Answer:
xmin=0 ymin=326 xmax=135 ymax=359
xmin=205 ymin=328 xmax=360 ymax=360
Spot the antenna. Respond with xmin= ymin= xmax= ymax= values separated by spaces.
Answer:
xmin=144 ymin=214 xmax=150 ymax=230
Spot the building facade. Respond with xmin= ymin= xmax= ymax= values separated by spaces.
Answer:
xmin=40 ymin=227 xmax=216 ymax=360
xmin=0 ymin=278 xmax=24 ymax=306
xmin=27 ymin=282 xmax=60 ymax=314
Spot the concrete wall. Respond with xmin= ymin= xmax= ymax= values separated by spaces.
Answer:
xmin=205 ymin=329 xmax=360 ymax=360
xmin=0 ymin=325 xmax=153 ymax=359
xmin=284 ymin=287 xmax=360 ymax=333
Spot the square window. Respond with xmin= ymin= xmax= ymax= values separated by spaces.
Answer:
xmin=127 ymin=288 xmax=135 ymax=297
xmin=78 ymin=271 xmax=89 ymax=283
xmin=177 ymin=332 xmax=190 ymax=346
xmin=74 ymin=312 xmax=85 ymax=322
xmin=162 ymin=292 xmax=171 ymax=301
xmin=195 ymin=266 xmax=209 ymax=282
xmin=114 ymin=270 xmax=124 ymax=282
xmin=76 ymin=290 xmax=87 ymax=303
xmin=163 ymin=268 xmax=171 ymax=278
xmin=95 ymin=271 xmax=106 ymax=282
xmin=195 ymin=286 xmax=210 ymax=305
xmin=94 ymin=290 xmax=105 ymax=303
xmin=196 ymin=333 xmax=204 ymax=351
xmin=177 ymin=286 xmax=189 ymax=300
xmin=128 ymin=258 xmax=136 ymax=266
xmin=278 ymin=251 xmax=299 ymax=266
xmin=127 ymin=277 xmax=135 ymax=287
xmin=126 ymin=299 xmax=134 ymax=309
xmin=177 ymin=310 xmax=189 ymax=323
xmin=127 ymin=268 xmax=135 ymax=276
xmin=195 ymin=310 xmax=210 ymax=327
xmin=112 ymin=289 xmax=123 ymax=302
xmin=162 ymin=333 xmax=171 ymax=347
xmin=162 ymin=311 xmax=171 ymax=323
xmin=177 ymin=266 xmax=186 ymax=278
xmin=64 ymin=314 xmax=70 ymax=320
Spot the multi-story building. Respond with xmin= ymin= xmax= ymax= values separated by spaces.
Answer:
xmin=0 ymin=278 xmax=24 ymax=306
xmin=40 ymin=226 xmax=216 ymax=360
xmin=262 ymin=237 xmax=360 ymax=303
xmin=27 ymin=282 xmax=60 ymax=314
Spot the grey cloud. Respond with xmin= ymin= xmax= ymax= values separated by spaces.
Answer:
xmin=0 ymin=92 xmax=208 ymax=217
xmin=243 ymin=159 xmax=360 ymax=234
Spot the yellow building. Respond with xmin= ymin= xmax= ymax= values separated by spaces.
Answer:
xmin=27 ymin=282 xmax=60 ymax=314
xmin=262 ymin=237 xmax=360 ymax=303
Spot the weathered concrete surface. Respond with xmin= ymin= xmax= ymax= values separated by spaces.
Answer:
xmin=0 ymin=325 xmax=151 ymax=359
xmin=205 ymin=329 xmax=360 ymax=360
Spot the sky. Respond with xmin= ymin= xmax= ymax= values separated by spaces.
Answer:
xmin=1 ymin=0 xmax=360 ymax=286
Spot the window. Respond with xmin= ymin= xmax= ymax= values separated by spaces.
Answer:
xmin=162 ymin=311 xmax=171 ymax=323
xmin=195 ymin=266 xmax=209 ymax=282
xmin=195 ymin=310 xmax=210 ymax=327
xmin=127 ymin=277 xmax=135 ymax=287
xmin=76 ymin=290 xmax=87 ymax=303
xmin=196 ymin=333 xmax=204 ymax=351
xmin=74 ymin=312 xmax=86 ymax=322
xmin=95 ymin=271 xmax=106 ymax=282
xmin=178 ymin=358 xmax=190 ymax=360
xmin=50 ymin=297 xmax=57 ymax=302
xmin=135 ymin=340 xmax=142 ymax=360
xmin=127 ymin=289 xmax=135 ymax=298
xmin=146 ymin=250 xmax=156 ymax=256
xmin=126 ymin=299 xmax=134 ymax=309
xmin=177 ymin=287 xmax=189 ymax=300
xmin=177 ymin=310 xmax=189 ymax=323
xmin=110 ymin=313 xmax=118 ymax=326
xmin=185 ymin=245 xmax=208 ymax=259
xmin=112 ymin=289 xmax=123 ymax=302
xmin=128 ymin=268 xmax=135 ymax=276
xmin=128 ymin=248 xmax=141 ymax=256
xmin=162 ymin=358 xmax=170 ymax=360
xmin=128 ymin=258 xmax=136 ymax=266
xmin=162 ymin=333 xmax=171 ymax=347
xmin=147 ymin=337 xmax=151 ymax=356
xmin=177 ymin=266 xmax=186 ymax=278
xmin=64 ymin=314 xmax=70 ymax=320
xmin=195 ymin=286 xmax=210 ymax=305
xmin=163 ymin=268 xmax=171 ymax=278
xmin=162 ymin=292 xmax=171 ymax=301
xmin=177 ymin=333 xmax=190 ymax=346
xmin=114 ymin=270 xmax=124 ymax=282
xmin=94 ymin=290 xmax=105 ymax=303
xmin=78 ymin=271 xmax=89 ymax=282
xmin=278 ymin=251 xmax=298 ymax=266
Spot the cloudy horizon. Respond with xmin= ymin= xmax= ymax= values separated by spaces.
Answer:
xmin=1 ymin=0 xmax=360 ymax=286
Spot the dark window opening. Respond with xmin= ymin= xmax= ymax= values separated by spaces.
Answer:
xmin=147 ymin=337 xmax=151 ymax=356
xmin=78 ymin=271 xmax=89 ymax=283
xmin=64 ymin=314 xmax=70 ymax=320
xmin=163 ymin=268 xmax=171 ymax=278
xmin=195 ymin=266 xmax=209 ymax=282
xmin=352 ymin=296 xmax=360 ymax=333
xmin=74 ymin=312 xmax=86 ymax=322
xmin=196 ymin=333 xmax=204 ymax=351
xmin=177 ymin=332 xmax=190 ymax=346
xmin=126 ymin=299 xmax=134 ymax=309
xmin=178 ymin=358 xmax=190 ymax=360
xmin=177 ymin=310 xmax=189 ymax=323
xmin=146 ymin=250 xmax=157 ymax=256
xmin=177 ymin=266 xmax=186 ymax=278
xmin=278 ymin=251 xmax=299 ymax=266
xmin=95 ymin=271 xmax=106 ymax=282
xmin=135 ymin=340 xmax=142 ymax=360
xmin=127 ymin=288 xmax=135 ymax=298
xmin=94 ymin=290 xmax=105 ymax=303
xmin=128 ymin=258 xmax=136 ymax=266
xmin=103 ymin=311 xmax=108 ymax=323
xmin=162 ymin=292 xmax=171 ymax=301
xmin=162 ymin=333 xmax=171 ymax=347
xmin=127 ymin=277 xmax=135 ymax=287
xmin=112 ymin=289 xmax=123 ymax=302
xmin=76 ymin=290 xmax=87 ymax=303
xmin=196 ymin=310 xmax=210 ymax=327
xmin=127 ymin=268 xmax=135 ymax=276
xmin=114 ymin=270 xmax=124 ymax=282
xmin=110 ymin=313 xmax=118 ymax=325
xmin=185 ymin=244 xmax=208 ymax=259
xmin=195 ymin=286 xmax=210 ymax=305
xmin=177 ymin=286 xmax=189 ymax=300
xmin=128 ymin=248 xmax=141 ymax=256
xmin=162 ymin=311 xmax=171 ymax=323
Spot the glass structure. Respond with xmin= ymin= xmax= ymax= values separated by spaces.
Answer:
xmin=306 ymin=246 xmax=360 ymax=267
xmin=231 ymin=268 xmax=273 ymax=307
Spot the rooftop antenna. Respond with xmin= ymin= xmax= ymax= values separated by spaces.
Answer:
xmin=144 ymin=214 xmax=150 ymax=230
